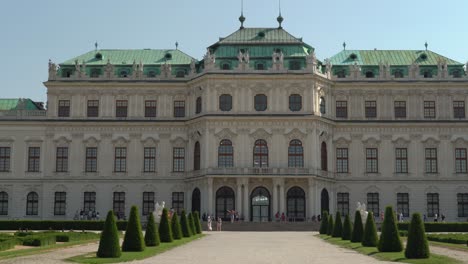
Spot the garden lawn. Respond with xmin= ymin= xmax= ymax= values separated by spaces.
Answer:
xmin=319 ymin=235 xmax=462 ymax=264
xmin=67 ymin=234 xmax=204 ymax=264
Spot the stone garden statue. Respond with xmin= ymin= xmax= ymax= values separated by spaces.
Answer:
xmin=356 ymin=202 xmax=368 ymax=224
xmin=153 ymin=201 xmax=165 ymax=223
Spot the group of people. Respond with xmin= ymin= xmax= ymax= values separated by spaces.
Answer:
xmin=74 ymin=209 xmax=100 ymax=221
xmin=205 ymin=215 xmax=223 ymax=231
xmin=423 ymin=213 xmax=446 ymax=222
xmin=274 ymin=212 xmax=287 ymax=222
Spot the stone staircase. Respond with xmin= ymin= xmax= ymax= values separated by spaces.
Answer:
xmin=201 ymin=221 xmax=321 ymax=232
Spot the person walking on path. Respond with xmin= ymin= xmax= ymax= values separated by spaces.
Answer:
xmin=207 ymin=215 xmax=212 ymax=231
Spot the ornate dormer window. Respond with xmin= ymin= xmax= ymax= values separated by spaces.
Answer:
xmin=176 ymin=69 xmax=186 ymax=78
xmin=365 ymin=71 xmax=375 ymax=78
xmin=452 ymin=69 xmax=462 ymax=78
xmin=255 ymin=62 xmax=265 ymax=70
xmin=147 ymin=70 xmax=157 ymax=78
xmin=393 ymin=69 xmax=404 ymax=78
xmin=221 ymin=62 xmax=231 ymax=70
xmin=90 ymin=68 xmax=101 ymax=78
xmin=423 ymin=70 xmax=433 ymax=78
xmin=289 ymin=61 xmax=301 ymax=70
xmin=119 ymin=69 xmax=129 ymax=78
xmin=62 ymin=69 xmax=72 ymax=78
xmin=336 ymin=70 xmax=346 ymax=78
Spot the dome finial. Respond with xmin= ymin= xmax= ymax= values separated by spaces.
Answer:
xmin=175 ymin=41 xmax=179 ymax=50
xmin=277 ymin=0 xmax=283 ymax=29
xmin=239 ymin=0 xmax=245 ymax=29
xmin=343 ymin=41 xmax=346 ymax=50
xmin=425 ymin=41 xmax=428 ymax=51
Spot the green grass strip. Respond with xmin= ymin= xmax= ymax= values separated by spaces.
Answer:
xmin=67 ymin=234 xmax=204 ymax=264
xmin=318 ymin=235 xmax=462 ymax=264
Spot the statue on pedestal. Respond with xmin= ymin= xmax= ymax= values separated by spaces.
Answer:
xmin=356 ymin=202 xmax=368 ymax=224
xmin=153 ymin=201 xmax=165 ymax=223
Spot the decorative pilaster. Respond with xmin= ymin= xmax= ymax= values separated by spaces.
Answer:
xmin=236 ymin=178 xmax=243 ymax=217
xmin=243 ymin=179 xmax=249 ymax=222
xmin=207 ymin=178 xmax=213 ymax=215
xmin=308 ymin=178 xmax=315 ymax=219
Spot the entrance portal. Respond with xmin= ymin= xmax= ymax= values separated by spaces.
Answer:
xmin=321 ymin=188 xmax=329 ymax=214
xmin=216 ymin=186 xmax=235 ymax=221
xmin=191 ymin=188 xmax=201 ymax=213
xmin=251 ymin=187 xmax=270 ymax=222
xmin=287 ymin=186 xmax=305 ymax=221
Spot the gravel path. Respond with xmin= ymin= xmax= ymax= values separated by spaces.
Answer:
xmin=430 ymin=245 xmax=468 ymax=263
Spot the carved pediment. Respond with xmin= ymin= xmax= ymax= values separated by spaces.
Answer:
xmin=170 ymin=136 xmax=187 ymax=147
xmin=395 ymin=185 xmax=411 ymax=193
xmin=215 ymin=128 xmax=237 ymax=141
xmin=425 ymin=185 xmax=440 ymax=194
xmin=392 ymin=136 xmax=410 ymax=147
xmin=285 ymin=128 xmax=307 ymax=141
xmin=333 ymin=136 xmax=351 ymax=146
xmin=363 ymin=136 xmax=380 ymax=147
xmin=250 ymin=128 xmax=272 ymax=141
xmin=422 ymin=136 xmax=439 ymax=147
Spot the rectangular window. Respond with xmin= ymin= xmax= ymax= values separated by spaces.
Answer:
xmin=28 ymin=147 xmax=40 ymax=172
xmin=394 ymin=101 xmax=406 ymax=118
xmin=58 ymin=100 xmax=70 ymax=117
xmin=367 ymin=193 xmax=379 ymax=217
xmin=336 ymin=148 xmax=348 ymax=173
xmin=172 ymin=192 xmax=184 ymax=215
xmin=143 ymin=147 xmax=156 ymax=172
xmin=456 ymin=148 xmax=467 ymax=173
xmin=174 ymin=101 xmax=185 ymax=117
xmin=454 ymin=101 xmax=465 ymax=119
xmin=458 ymin=193 xmax=468 ymax=217
xmin=116 ymin=100 xmax=128 ymax=117
xmin=366 ymin=148 xmax=378 ymax=173
xmin=0 ymin=147 xmax=11 ymax=172
xmin=83 ymin=192 xmax=96 ymax=212
xmin=425 ymin=148 xmax=438 ymax=173
xmin=173 ymin=147 xmax=185 ymax=172
xmin=113 ymin=192 xmax=125 ymax=217
xmin=424 ymin=101 xmax=436 ymax=119
xmin=0 ymin=192 xmax=7 ymax=215
xmin=56 ymin=147 xmax=68 ymax=172
xmin=142 ymin=192 xmax=155 ymax=216
xmin=397 ymin=193 xmax=409 ymax=217
xmin=145 ymin=100 xmax=157 ymax=117
xmin=87 ymin=100 xmax=99 ymax=117
xmin=365 ymin=101 xmax=377 ymax=118
xmin=427 ymin=193 xmax=439 ymax=217
xmin=336 ymin=101 xmax=347 ymax=118
xmin=85 ymin=147 xmax=98 ymax=172
xmin=395 ymin=148 xmax=408 ymax=173
xmin=337 ymin=193 xmax=349 ymax=216
xmin=114 ymin=147 xmax=127 ymax=172
xmin=54 ymin=192 xmax=66 ymax=216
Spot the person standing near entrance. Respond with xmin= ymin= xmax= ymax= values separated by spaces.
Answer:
xmin=207 ymin=215 xmax=212 ymax=231
xmin=217 ymin=217 xmax=222 ymax=231
xmin=281 ymin=212 xmax=286 ymax=223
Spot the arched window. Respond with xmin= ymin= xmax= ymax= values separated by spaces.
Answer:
xmin=26 ymin=192 xmax=39 ymax=216
xmin=147 ymin=70 xmax=157 ymax=78
xmin=321 ymin=142 xmax=328 ymax=171
xmin=219 ymin=94 xmax=232 ymax=111
xmin=255 ymin=63 xmax=265 ymax=70
xmin=119 ymin=70 xmax=129 ymax=78
xmin=423 ymin=70 xmax=432 ymax=78
xmin=176 ymin=70 xmax=185 ymax=78
xmin=0 ymin=192 xmax=8 ymax=215
xmin=216 ymin=186 xmax=235 ymax=221
xmin=287 ymin=187 xmax=305 ymax=221
xmin=221 ymin=63 xmax=230 ymax=70
xmin=289 ymin=94 xmax=302 ymax=111
xmin=218 ymin=139 xmax=233 ymax=167
xmin=365 ymin=71 xmax=375 ymax=78
xmin=319 ymin=97 xmax=326 ymax=114
xmin=194 ymin=142 xmax=200 ymax=171
xmin=288 ymin=140 xmax=303 ymax=168
xmin=394 ymin=69 xmax=404 ymax=78
xmin=90 ymin=69 xmax=100 ymax=78
xmin=192 ymin=188 xmax=201 ymax=213
xmin=62 ymin=69 xmax=72 ymax=78
xmin=336 ymin=70 xmax=346 ymax=78
xmin=254 ymin=94 xmax=267 ymax=111
xmin=195 ymin=97 xmax=202 ymax=114
xmin=253 ymin=139 xmax=268 ymax=167
xmin=321 ymin=188 xmax=329 ymax=214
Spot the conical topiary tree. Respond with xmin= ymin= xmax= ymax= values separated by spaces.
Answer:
xmin=342 ymin=214 xmax=352 ymax=240
xmin=188 ymin=213 xmax=196 ymax=235
xmin=122 ymin=206 xmax=145 ymax=252
xmin=193 ymin=211 xmax=202 ymax=234
xmin=405 ymin=213 xmax=430 ymax=259
xmin=327 ymin=214 xmax=334 ymax=236
xmin=171 ymin=212 xmax=183 ymax=240
xmin=319 ymin=211 xmax=329 ymax=235
xmin=158 ymin=208 xmax=173 ymax=243
xmin=144 ymin=213 xmax=160 ymax=247
xmin=378 ymin=206 xmax=403 ymax=252
xmin=180 ymin=210 xmax=192 ymax=237
xmin=362 ymin=212 xmax=378 ymax=247
xmin=97 ymin=211 xmax=121 ymax=258
xmin=332 ymin=212 xmax=343 ymax=238
xmin=351 ymin=211 xmax=364 ymax=242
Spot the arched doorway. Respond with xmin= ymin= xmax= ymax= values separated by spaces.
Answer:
xmin=321 ymin=188 xmax=329 ymax=215
xmin=251 ymin=187 xmax=270 ymax=222
xmin=287 ymin=187 xmax=306 ymax=221
xmin=216 ymin=186 xmax=235 ymax=221
xmin=191 ymin=188 xmax=201 ymax=213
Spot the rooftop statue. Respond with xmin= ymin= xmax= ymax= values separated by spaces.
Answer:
xmin=104 ymin=59 xmax=114 ymax=79
xmin=48 ymin=59 xmax=57 ymax=80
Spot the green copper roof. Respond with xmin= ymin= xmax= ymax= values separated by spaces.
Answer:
xmin=330 ymin=50 xmax=463 ymax=66
xmin=0 ymin=99 xmax=41 ymax=111
xmin=61 ymin=49 xmax=196 ymax=66
xmin=211 ymin=27 xmax=310 ymax=46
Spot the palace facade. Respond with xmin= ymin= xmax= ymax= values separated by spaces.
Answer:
xmin=1 ymin=17 xmax=468 ymax=222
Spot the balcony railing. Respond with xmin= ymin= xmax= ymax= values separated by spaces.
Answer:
xmin=0 ymin=110 xmax=46 ymax=119
xmin=186 ymin=167 xmax=335 ymax=179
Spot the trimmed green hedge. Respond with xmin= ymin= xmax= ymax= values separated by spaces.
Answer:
xmin=426 ymin=234 xmax=468 ymax=245
xmin=56 ymin=232 xmax=100 ymax=242
xmin=22 ymin=234 xmax=56 ymax=247
xmin=397 ymin=222 xmax=468 ymax=232
xmin=0 ymin=239 xmax=19 ymax=251
xmin=0 ymin=220 xmax=127 ymax=231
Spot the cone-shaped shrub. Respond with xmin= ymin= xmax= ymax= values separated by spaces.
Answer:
xmin=342 ymin=214 xmax=352 ymax=240
xmin=158 ymin=208 xmax=173 ymax=243
xmin=97 ymin=211 xmax=121 ymax=258
xmin=193 ymin=211 xmax=202 ymax=234
xmin=405 ymin=213 xmax=430 ymax=259
xmin=327 ymin=214 xmax=334 ymax=236
xmin=171 ymin=212 xmax=183 ymax=240
xmin=351 ymin=211 xmax=364 ymax=242
xmin=332 ymin=212 xmax=343 ymax=238
xmin=180 ymin=210 xmax=192 ymax=237
xmin=122 ymin=206 xmax=145 ymax=252
xmin=144 ymin=213 xmax=160 ymax=247
xmin=188 ymin=213 xmax=196 ymax=235
xmin=378 ymin=206 xmax=403 ymax=252
xmin=362 ymin=212 xmax=378 ymax=247
xmin=319 ymin=211 xmax=329 ymax=235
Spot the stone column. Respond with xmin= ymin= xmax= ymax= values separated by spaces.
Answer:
xmin=207 ymin=178 xmax=213 ymax=215
xmin=243 ymin=179 xmax=249 ymax=221
xmin=308 ymin=178 xmax=315 ymax=219
xmin=279 ymin=178 xmax=285 ymax=215
xmin=236 ymin=178 xmax=242 ymax=216
xmin=272 ymin=181 xmax=278 ymax=217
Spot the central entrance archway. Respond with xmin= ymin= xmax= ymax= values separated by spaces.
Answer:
xmin=191 ymin=188 xmax=201 ymax=213
xmin=287 ymin=186 xmax=306 ymax=221
xmin=216 ymin=186 xmax=235 ymax=221
xmin=251 ymin=187 xmax=270 ymax=222
xmin=321 ymin=188 xmax=329 ymax=215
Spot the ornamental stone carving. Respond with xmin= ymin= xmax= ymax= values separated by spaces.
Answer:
xmin=250 ymin=128 xmax=272 ymax=141
xmin=215 ymin=128 xmax=237 ymax=141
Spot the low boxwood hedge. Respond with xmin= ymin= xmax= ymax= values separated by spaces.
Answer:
xmin=426 ymin=234 xmax=468 ymax=244
xmin=0 ymin=220 xmax=127 ymax=231
xmin=22 ymin=234 xmax=56 ymax=247
xmin=56 ymin=232 xmax=100 ymax=242
xmin=0 ymin=238 xmax=19 ymax=251
xmin=398 ymin=222 xmax=468 ymax=232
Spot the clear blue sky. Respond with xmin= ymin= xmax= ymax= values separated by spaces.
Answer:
xmin=1 ymin=0 xmax=467 ymax=102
